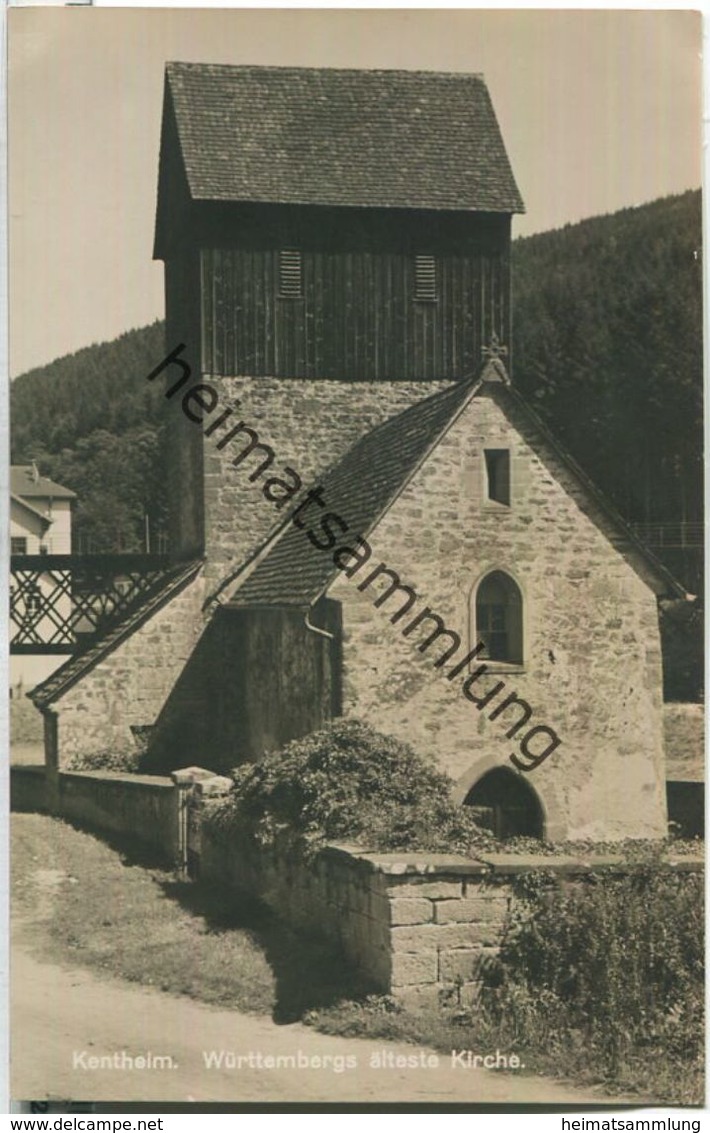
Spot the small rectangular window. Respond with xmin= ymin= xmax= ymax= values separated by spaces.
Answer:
xmin=279 ymin=250 xmax=302 ymax=298
xmin=484 ymin=450 xmax=511 ymax=506
xmin=414 ymin=255 xmax=437 ymax=301
xmin=11 ymin=537 xmax=27 ymax=555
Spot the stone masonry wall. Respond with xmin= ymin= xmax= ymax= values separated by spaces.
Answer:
xmin=10 ymin=765 xmax=48 ymax=813
xmin=43 ymin=378 xmax=447 ymax=764
xmin=195 ymin=802 xmax=703 ymax=1006
xmin=198 ymin=820 xmax=512 ymax=1006
xmin=200 ymin=376 xmax=449 ymax=593
xmin=57 ymin=770 xmax=180 ymax=864
xmin=12 ymin=763 xmax=701 ymax=1005
xmin=49 ymin=572 xmax=206 ymax=764
xmin=327 ymin=386 xmax=669 ymax=841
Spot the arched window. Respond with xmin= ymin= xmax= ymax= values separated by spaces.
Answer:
xmin=474 ymin=571 xmax=523 ymax=665
xmin=464 ymin=767 xmax=543 ymax=840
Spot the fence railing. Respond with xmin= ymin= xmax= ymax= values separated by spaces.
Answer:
xmin=10 ymin=554 xmax=172 ymax=654
xmin=630 ymin=522 xmax=704 ymax=549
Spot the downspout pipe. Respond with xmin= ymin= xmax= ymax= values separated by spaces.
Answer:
xmin=304 ymin=601 xmax=341 ymax=720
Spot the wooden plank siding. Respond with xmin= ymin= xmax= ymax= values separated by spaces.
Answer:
xmin=199 ymin=245 xmax=510 ymax=381
xmin=164 ymin=251 xmax=205 ymax=559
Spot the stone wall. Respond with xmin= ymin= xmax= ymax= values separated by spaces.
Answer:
xmin=36 ymin=378 xmax=448 ymax=767
xmin=11 ymin=765 xmax=183 ymax=865
xmin=327 ymin=385 xmax=669 ymax=841
xmin=11 ymin=763 xmax=702 ymax=1004
xmin=201 ymin=376 xmax=449 ymax=592
xmin=198 ymin=819 xmax=513 ymax=1004
xmin=48 ymin=571 xmax=206 ymax=765
xmin=195 ymin=807 xmax=703 ymax=1005
xmin=56 ymin=770 xmax=182 ymax=864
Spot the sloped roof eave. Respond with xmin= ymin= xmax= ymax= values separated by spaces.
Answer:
xmin=187 ymin=191 xmax=525 ymax=216
xmin=10 ymin=494 xmax=52 ymax=526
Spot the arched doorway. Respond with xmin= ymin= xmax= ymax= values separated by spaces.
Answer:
xmin=464 ymin=766 xmax=544 ymax=840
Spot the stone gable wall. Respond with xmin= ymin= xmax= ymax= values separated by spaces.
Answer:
xmin=327 ymin=388 xmax=668 ymax=840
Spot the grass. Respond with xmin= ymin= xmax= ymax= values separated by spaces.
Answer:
xmin=12 ymin=813 xmax=369 ymax=1022
xmin=10 ymin=695 xmax=43 ymax=747
xmin=302 ymin=993 xmax=704 ymax=1107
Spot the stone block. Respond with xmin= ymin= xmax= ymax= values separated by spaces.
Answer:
xmin=387 ymin=879 xmax=463 ymax=900
xmin=391 ymin=951 xmax=438 ymax=987
xmin=434 ymin=897 xmax=509 ymax=924
xmin=391 ymin=924 xmax=440 ymax=952
xmin=389 ymin=898 xmax=434 ymax=925
xmin=457 ymin=981 xmax=484 ymax=1008
xmin=195 ymin=775 xmax=233 ymax=797
xmin=368 ymin=893 xmax=391 ymax=923
xmin=170 ymin=766 xmax=214 ymax=786
xmin=392 ymin=983 xmax=449 ymax=1011
xmin=439 ymin=947 xmax=499 ymax=983
xmin=434 ymin=922 xmax=501 ymax=948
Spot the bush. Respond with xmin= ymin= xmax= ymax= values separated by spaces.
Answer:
xmin=205 ymin=718 xmax=496 ymax=857
xmin=64 ymin=746 xmax=143 ymax=773
xmin=482 ymin=864 xmax=704 ymax=1096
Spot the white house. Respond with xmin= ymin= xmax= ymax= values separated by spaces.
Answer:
xmin=10 ymin=464 xmax=76 ymax=692
xmin=11 ymin=463 xmax=74 ymax=555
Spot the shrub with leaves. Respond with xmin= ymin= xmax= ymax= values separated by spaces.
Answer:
xmin=64 ymin=746 xmax=143 ymax=774
xmin=204 ymin=718 xmax=496 ymax=857
xmin=487 ymin=864 xmax=704 ymax=1089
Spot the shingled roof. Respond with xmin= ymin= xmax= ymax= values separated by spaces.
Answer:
xmin=228 ymin=379 xmax=689 ymax=611
xmin=160 ymin=62 xmax=524 ymax=215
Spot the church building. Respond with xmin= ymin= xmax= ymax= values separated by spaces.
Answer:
xmin=30 ymin=62 xmax=690 ymax=841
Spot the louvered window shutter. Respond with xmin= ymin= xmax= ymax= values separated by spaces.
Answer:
xmin=279 ymin=250 xmax=303 ymax=297
xmin=414 ymin=255 xmax=437 ymax=301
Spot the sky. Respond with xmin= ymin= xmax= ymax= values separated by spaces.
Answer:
xmin=8 ymin=7 xmax=703 ymax=379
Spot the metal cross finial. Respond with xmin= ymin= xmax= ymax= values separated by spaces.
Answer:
xmin=482 ymin=333 xmax=508 ymax=361
xmin=480 ymin=332 xmax=511 ymax=384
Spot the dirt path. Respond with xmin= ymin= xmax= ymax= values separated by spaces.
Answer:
xmin=12 ymin=942 xmax=629 ymax=1107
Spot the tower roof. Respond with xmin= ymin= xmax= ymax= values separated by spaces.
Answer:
xmin=155 ymin=62 xmax=524 ymax=253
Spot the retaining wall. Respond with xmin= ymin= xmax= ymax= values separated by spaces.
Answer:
xmin=56 ymin=770 xmax=182 ymax=862
xmin=196 ymin=813 xmax=702 ymax=1006
xmin=199 ymin=827 xmax=513 ymax=1001
xmin=10 ymin=764 xmax=703 ymax=1003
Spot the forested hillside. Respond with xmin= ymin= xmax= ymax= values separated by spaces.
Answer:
xmin=11 ymin=322 xmax=168 ymax=552
xmin=512 ymin=189 xmax=703 ymax=528
xmin=11 ymin=190 xmax=703 ymax=556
